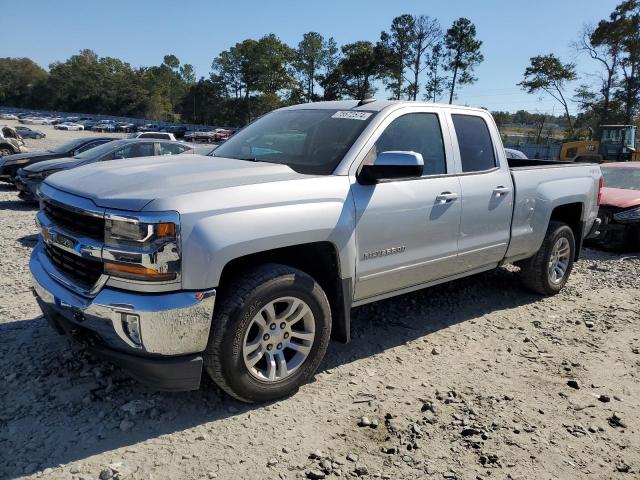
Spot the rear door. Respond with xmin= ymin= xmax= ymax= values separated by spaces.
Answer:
xmin=448 ymin=111 xmax=513 ymax=271
xmin=351 ymin=107 xmax=462 ymax=301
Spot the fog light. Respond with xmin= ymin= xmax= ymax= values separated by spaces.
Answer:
xmin=122 ymin=313 xmax=142 ymax=346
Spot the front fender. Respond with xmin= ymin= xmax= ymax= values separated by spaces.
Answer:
xmin=178 ymin=179 xmax=357 ymax=290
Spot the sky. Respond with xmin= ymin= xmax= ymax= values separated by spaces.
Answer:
xmin=0 ymin=0 xmax=621 ymax=114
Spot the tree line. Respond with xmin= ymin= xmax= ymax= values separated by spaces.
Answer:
xmin=0 ymin=15 xmax=483 ymax=127
xmin=0 ymin=2 xmax=638 ymax=131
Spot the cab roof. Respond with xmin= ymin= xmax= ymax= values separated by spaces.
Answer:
xmin=278 ymin=99 xmax=488 ymax=114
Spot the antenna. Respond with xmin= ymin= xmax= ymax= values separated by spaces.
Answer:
xmin=357 ymin=97 xmax=376 ymax=107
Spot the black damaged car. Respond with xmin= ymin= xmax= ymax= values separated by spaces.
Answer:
xmin=0 ymin=137 xmax=114 ymax=184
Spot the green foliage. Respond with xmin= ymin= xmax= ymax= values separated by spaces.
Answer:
xmin=444 ymin=17 xmax=484 ymax=104
xmin=423 ymin=43 xmax=447 ymax=102
xmin=519 ymin=54 xmax=577 ymax=130
xmin=3 ymin=5 xmax=635 ymax=130
xmin=0 ymin=57 xmax=48 ymax=108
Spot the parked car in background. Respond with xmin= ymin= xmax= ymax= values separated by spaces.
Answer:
xmin=184 ymin=129 xmax=216 ymax=143
xmin=162 ymin=125 xmax=188 ymax=138
xmin=0 ymin=126 xmax=28 ymax=159
xmin=15 ymin=126 xmax=46 ymax=139
xmin=0 ymin=137 xmax=113 ymax=182
xmin=92 ymin=121 xmax=116 ymax=133
xmin=128 ymin=131 xmax=177 ymax=141
xmin=0 ymin=113 xmax=19 ymax=120
xmin=54 ymin=122 xmax=85 ymax=131
xmin=587 ymin=162 xmax=640 ymax=251
xmin=16 ymin=139 xmax=193 ymax=200
xmin=504 ymin=148 xmax=528 ymax=160
xmin=116 ymin=122 xmax=136 ymax=132
xmin=137 ymin=123 xmax=161 ymax=132
xmin=20 ymin=117 xmax=50 ymax=125
xmin=213 ymin=128 xmax=235 ymax=142
xmin=79 ymin=120 xmax=97 ymax=130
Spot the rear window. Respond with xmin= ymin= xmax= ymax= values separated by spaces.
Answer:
xmin=452 ymin=114 xmax=496 ymax=172
xmin=139 ymin=133 xmax=170 ymax=140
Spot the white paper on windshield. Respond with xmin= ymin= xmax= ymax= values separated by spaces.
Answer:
xmin=331 ymin=111 xmax=372 ymax=121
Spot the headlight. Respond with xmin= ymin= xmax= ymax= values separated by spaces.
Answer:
xmin=613 ymin=206 xmax=640 ymax=222
xmin=105 ymin=217 xmax=177 ymax=244
xmin=28 ymin=169 xmax=59 ymax=180
xmin=103 ymin=215 xmax=180 ymax=282
xmin=5 ymin=158 xmax=30 ymax=166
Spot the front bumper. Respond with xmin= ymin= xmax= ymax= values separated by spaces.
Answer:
xmin=30 ymin=243 xmax=216 ymax=390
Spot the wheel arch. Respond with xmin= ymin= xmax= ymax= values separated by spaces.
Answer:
xmin=217 ymin=242 xmax=352 ymax=343
xmin=549 ymin=202 xmax=584 ymax=260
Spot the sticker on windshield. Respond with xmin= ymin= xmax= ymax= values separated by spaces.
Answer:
xmin=331 ymin=111 xmax=372 ymax=121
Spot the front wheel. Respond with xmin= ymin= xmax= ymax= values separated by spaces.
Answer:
xmin=0 ymin=148 xmax=13 ymax=157
xmin=204 ymin=264 xmax=332 ymax=403
xmin=519 ymin=221 xmax=575 ymax=295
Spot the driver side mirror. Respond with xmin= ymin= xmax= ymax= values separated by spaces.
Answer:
xmin=358 ymin=151 xmax=424 ymax=185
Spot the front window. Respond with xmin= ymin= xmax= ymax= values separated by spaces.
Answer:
xmin=211 ymin=109 xmax=376 ymax=175
xmin=601 ymin=167 xmax=640 ymax=191
xmin=601 ymin=128 xmax=624 ymax=145
xmin=373 ymin=113 xmax=447 ymax=175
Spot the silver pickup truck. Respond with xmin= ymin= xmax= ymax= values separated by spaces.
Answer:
xmin=30 ymin=100 xmax=602 ymax=402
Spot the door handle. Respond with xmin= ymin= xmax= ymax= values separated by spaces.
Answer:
xmin=493 ymin=186 xmax=511 ymax=196
xmin=436 ymin=192 xmax=458 ymax=203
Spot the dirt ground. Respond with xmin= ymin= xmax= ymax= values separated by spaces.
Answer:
xmin=0 ymin=129 xmax=639 ymax=480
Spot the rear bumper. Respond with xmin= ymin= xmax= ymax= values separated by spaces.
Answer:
xmin=585 ymin=217 xmax=602 ymax=239
xmin=30 ymin=243 xmax=216 ymax=391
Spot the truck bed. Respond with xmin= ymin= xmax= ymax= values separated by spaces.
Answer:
xmin=507 ymin=158 xmax=597 ymax=169
xmin=505 ymin=160 xmax=601 ymax=263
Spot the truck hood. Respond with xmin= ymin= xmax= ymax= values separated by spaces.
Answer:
xmin=44 ymin=155 xmax=314 ymax=211
xmin=600 ymin=187 xmax=640 ymax=209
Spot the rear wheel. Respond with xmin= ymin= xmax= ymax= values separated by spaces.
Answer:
xmin=519 ymin=221 xmax=575 ymax=295
xmin=204 ymin=264 xmax=332 ymax=403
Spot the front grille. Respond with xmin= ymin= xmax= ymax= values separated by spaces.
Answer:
xmin=43 ymin=201 xmax=104 ymax=240
xmin=44 ymin=243 xmax=103 ymax=288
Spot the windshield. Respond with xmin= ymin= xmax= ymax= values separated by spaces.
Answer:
xmin=601 ymin=128 xmax=625 ymax=145
xmin=602 ymin=167 xmax=640 ymax=191
xmin=50 ymin=138 xmax=94 ymax=154
xmin=73 ymin=140 xmax=123 ymax=160
xmin=211 ymin=109 xmax=375 ymax=175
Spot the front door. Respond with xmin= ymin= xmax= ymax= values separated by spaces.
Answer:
xmin=352 ymin=110 xmax=462 ymax=301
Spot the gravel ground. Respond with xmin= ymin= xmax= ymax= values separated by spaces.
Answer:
xmin=0 ymin=130 xmax=639 ymax=480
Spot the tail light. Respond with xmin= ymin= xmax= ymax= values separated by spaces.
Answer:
xmin=597 ymin=176 xmax=603 ymax=205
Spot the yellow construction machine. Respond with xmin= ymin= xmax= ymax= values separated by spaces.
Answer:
xmin=559 ymin=125 xmax=639 ymax=162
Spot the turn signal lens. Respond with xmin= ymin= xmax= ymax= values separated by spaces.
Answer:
xmin=157 ymin=222 xmax=176 ymax=238
xmin=105 ymin=262 xmax=177 ymax=282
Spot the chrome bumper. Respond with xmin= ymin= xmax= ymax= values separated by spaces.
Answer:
xmin=30 ymin=242 xmax=216 ymax=356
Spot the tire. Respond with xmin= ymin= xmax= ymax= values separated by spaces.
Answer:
xmin=519 ymin=221 xmax=575 ymax=295
xmin=204 ymin=264 xmax=332 ymax=403
xmin=0 ymin=148 xmax=13 ymax=157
